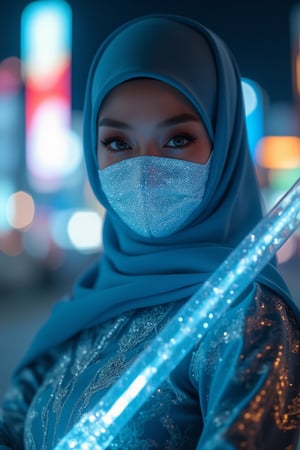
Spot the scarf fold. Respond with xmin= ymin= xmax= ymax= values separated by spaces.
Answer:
xmin=16 ymin=14 xmax=298 ymax=371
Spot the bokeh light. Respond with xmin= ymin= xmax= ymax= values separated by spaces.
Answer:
xmin=255 ymin=136 xmax=300 ymax=169
xmin=50 ymin=209 xmax=76 ymax=250
xmin=27 ymin=99 xmax=82 ymax=188
xmin=22 ymin=0 xmax=72 ymax=191
xmin=67 ymin=210 xmax=103 ymax=252
xmin=23 ymin=4 xmax=71 ymax=87
xmin=241 ymin=78 xmax=264 ymax=160
xmin=6 ymin=191 xmax=35 ymax=230
xmin=242 ymin=79 xmax=258 ymax=115
xmin=0 ymin=178 xmax=15 ymax=232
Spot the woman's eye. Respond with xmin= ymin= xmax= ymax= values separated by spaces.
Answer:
xmin=100 ymin=137 xmax=130 ymax=151
xmin=166 ymin=135 xmax=196 ymax=148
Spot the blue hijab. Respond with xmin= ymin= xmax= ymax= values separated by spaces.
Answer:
xmin=17 ymin=14 xmax=297 ymax=370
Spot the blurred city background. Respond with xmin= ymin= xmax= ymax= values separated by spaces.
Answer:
xmin=0 ymin=0 xmax=300 ymax=402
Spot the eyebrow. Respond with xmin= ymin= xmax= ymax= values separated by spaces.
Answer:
xmin=98 ymin=113 xmax=200 ymax=129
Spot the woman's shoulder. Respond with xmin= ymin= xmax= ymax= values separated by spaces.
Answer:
xmin=247 ymin=282 xmax=300 ymax=332
xmin=189 ymin=282 xmax=300 ymax=380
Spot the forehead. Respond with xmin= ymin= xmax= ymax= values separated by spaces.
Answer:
xmin=98 ymin=78 xmax=200 ymax=117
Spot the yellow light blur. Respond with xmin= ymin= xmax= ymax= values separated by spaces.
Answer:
xmin=6 ymin=191 xmax=35 ymax=230
xmin=255 ymin=136 xmax=300 ymax=169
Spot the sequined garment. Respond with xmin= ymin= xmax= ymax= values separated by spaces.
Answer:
xmin=0 ymin=283 xmax=300 ymax=449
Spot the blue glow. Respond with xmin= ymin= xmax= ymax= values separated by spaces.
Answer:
xmin=21 ymin=1 xmax=72 ymax=70
xmin=241 ymin=78 xmax=264 ymax=160
xmin=50 ymin=209 xmax=74 ymax=249
xmin=0 ymin=179 xmax=15 ymax=232
xmin=0 ymin=87 xmax=23 ymax=172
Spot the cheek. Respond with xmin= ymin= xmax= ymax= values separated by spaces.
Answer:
xmin=202 ymin=142 xmax=213 ymax=163
xmin=98 ymin=147 xmax=125 ymax=170
xmin=190 ymin=140 xmax=212 ymax=164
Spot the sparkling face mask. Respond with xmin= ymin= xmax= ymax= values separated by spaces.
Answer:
xmin=98 ymin=156 xmax=211 ymax=238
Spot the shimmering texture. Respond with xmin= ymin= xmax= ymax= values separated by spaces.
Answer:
xmin=53 ymin=179 xmax=300 ymax=449
xmin=1 ymin=287 xmax=300 ymax=448
xmin=98 ymin=156 xmax=211 ymax=237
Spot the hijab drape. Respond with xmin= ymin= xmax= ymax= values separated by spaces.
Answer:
xmin=17 ymin=14 xmax=298 ymax=371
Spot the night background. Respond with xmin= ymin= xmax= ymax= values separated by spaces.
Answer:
xmin=0 ymin=0 xmax=300 ymax=404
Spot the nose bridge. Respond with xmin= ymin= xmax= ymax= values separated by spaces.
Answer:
xmin=139 ymin=138 xmax=161 ymax=157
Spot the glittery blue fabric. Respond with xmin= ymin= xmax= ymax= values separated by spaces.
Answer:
xmin=98 ymin=156 xmax=211 ymax=238
xmin=1 ymin=285 xmax=300 ymax=449
xmin=15 ymin=14 xmax=298 ymax=375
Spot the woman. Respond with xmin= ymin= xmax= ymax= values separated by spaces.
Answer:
xmin=1 ymin=14 xmax=300 ymax=450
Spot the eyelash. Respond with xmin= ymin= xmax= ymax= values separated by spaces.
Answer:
xmin=100 ymin=136 xmax=131 ymax=151
xmin=168 ymin=134 xmax=197 ymax=148
xmin=99 ymin=134 xmax=197 ymax=151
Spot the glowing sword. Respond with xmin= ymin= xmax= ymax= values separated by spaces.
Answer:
xmin=55 ymin=178 xmax=300 ymax=450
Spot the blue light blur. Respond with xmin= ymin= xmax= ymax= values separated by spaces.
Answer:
xmin=241 ymin=77 xmax=264 ymax=160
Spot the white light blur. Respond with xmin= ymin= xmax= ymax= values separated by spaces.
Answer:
xmin=241 ymin=79 xmax=258 ymax=116
xmin=67 ymin=210 xmax=103 ymax=252
xmin=27 ymin=99 xmax=82 ymax=187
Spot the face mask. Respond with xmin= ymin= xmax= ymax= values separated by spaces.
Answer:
xmin=98 ymin=156 xmax=211 ymax=238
